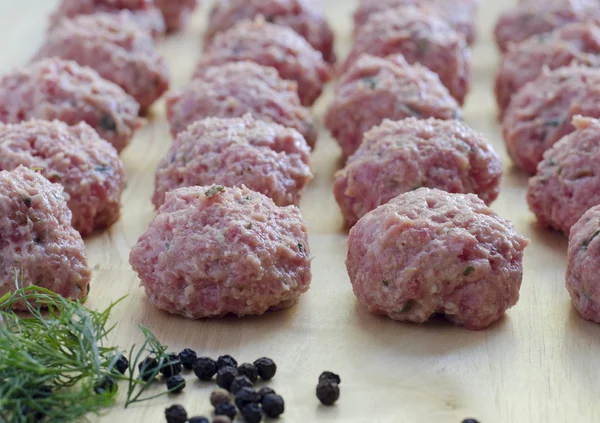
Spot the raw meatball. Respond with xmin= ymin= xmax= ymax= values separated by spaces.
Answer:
xmin=334 ymin=118 xmax=503 ymax=227
xmin=343 ymin=7 xmax=471 ymax=104
xmin=527 ymin=116 xmax=600 ymax=235
xmin=49 ymin=0 xmax=166 ymax=38
xmin=0 ymin=120 xmax=126 ymax=236
xmin=566 ymin=204 xmax=600 ymax=322
xmin=0 ymin=166 xmax=91 ymax=309
xmin=154 ymin=0 xmax=199 ymax=32
xmin=199 ymin=17 xmax=331 ymax=106
xmin=206 ymin=0 xmax=336 ymax=63
xmin=0 ymin=58 xmax=142 ymax=154
xmin=494 ymin=0 xmax=600 ymax=53
xmin=34 ymin=13 xmax=170 ymax=112
xmin=153 ymin=114 xmax=312 ymax=208
xmin=496 ymin=22 xmax=600 ymax=115
xmin=347 ymin=188 xmax=529 ymax=330
xmin=168 ymin=61 xmax=316 ymax=148
xmin=502 ymin=66 xmax=600 ymax=174
xmin=130 ymin=185 xmax=312 ymax=318
xmin=324 ymin=54 xmax=461 ymax=158
xmin=353 ymin=0 xmax=479 ymax=45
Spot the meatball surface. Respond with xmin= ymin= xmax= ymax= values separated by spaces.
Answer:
xmin=0 ymin=166 xmax=91 ymax=309
xmin=168 ymin=61 xmax=316 ymax=148
xmin=343 ymin=7 xmax=471 ymax=104
xmin=502 ymin=66 xmax=600 ymax=174
xmin=527 ymin=116 xmax=600 ymax=235
xmin=130 ymin=185 xmax=312 ymax=318
xmin=334 ymin=118 xmax=502 ymax=227
xmin=0 ymin=120 xmax=125 ymax=236
xmin=49 ymin=0 xmax=166 ymax=38
xmin=206 ymin=0 xmax=335 ymax=63
xmin=0 ymin=58 xmax=142 ymax=154
xmin=35 ymin=12 xmax=169 ymax=112
xmin=200 ymin=17 xmax=331 ymax=106
xmin=325 ymin=54 xmax=461 ymax=158
xmin=496 ymin=22 xmax=600 ymax=115
xmin=567 ymin=204 xmax=600 ymax=322
xmin=347 ymin=188 xmax=529 ymax=330
xmin=153 ymin=115 xmax=312 ymax=208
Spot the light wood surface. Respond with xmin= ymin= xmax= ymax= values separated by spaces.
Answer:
xmin=2 ymin=1 xmax=598 ymax=422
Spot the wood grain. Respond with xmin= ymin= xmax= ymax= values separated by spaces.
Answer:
xmin=1 ymin=0 xmax=599 ymax=422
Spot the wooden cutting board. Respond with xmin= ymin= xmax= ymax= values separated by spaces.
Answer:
xmin=1 ymin=1 xmax=597 ymax=422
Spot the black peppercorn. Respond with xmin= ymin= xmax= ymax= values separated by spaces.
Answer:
xmin=230 ymin=375 xmax=253 ymax=394
xmin=161 ymin=353 xmax=183 ymax=377
xmin=319 ymin=371 xmax=341 ymax=384
xmin=194 ymin=357 xmax=218 ymax=381
xmin=217 ymin=354 xmax=238 ymax=369
xmin=210 ymin=388 xmax=232 ymax=406
xmin=462 ymin=419 xmax=480 ymax=423
xmin=214 ymin=402 xmax=237 ymax=420
xmin=178 ymin=348 xmax=198 ymax=370
xmin=234 ymin=387 xmax=260 ymax=409
xmin=253 ymin=357 xmax=277 ymax=380
xmin=257 ymin=387 xmax=275 ymax=401
xmin=241 ymin=403 xmax=262 ymax=423
xmin=165 ymin=404 xmax=187 ymax=423
xmin=189 ymin=417 xmax=209 ymax=423
xmin=316 ymin=380 xmax=339 ymax=406
xmin=114 ymin=354 xmax=129 ymax=375
xmin=139 ymin=357 xmax=159 ymax=381
xmin=93 ymin=376 xmax=116 ymax=394
xmin=237 ymin=362 xmax=259 ymax=383
xmin=167 ymin=374 xmax=186 ymax=393
xmin=216 ymin=366 xmax=238 ymax=390
xmin=262 ymin=393 xmax=285 ymax=418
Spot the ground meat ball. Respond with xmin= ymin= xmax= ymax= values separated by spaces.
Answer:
xmin=0 ymin=166 xmax=91 ymax=309
xmin=343 ymin=7 xmax=471 ymax=105
xmin=130 ymin=185 xmax=311 ymax=318
xmin=34 ymin=13 xmax=170 ymax=112
xmin=353 ymin=0 xmax=479 ymax=45
xmin=206 ymin=0 xmax=336 ymax=63
xmin=527 ymin=116 xmax=600 ymax=235
xmin=567 ymin=204 xmax=600 ymax=322
xmin=494 ymin=0 xmax=600 ymax=53
xmin=49 ymin=0 xmax=166 ymax=38
xmin=168 ymin=61 xmax=316 ymax=148
xmin=199 ymin=17 xmax=331 ymax=106
xmin=496 ymin=22 xmax=600 ymax=116
xmin=0 ymin=58 xmax=142 ymax=154
xmin=334 ymin=118 xmax=502 ymax=227
xmin=154 ymin=0 xmax=198 ymax=32
xmin=502 ymin=66 xmax=600 ymax=174
xmin=0 ymin=120 xmax=125 ymax=236
xmin=153 ymin=115 xmax=312 ymax=208
xmin=347 ymin=188 xmax=529 ymax=330
xmin=324 ymin=54 xmax=461 ymax=159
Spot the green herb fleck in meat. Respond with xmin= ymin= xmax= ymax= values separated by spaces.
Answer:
xmin=581 ymin=230 xmax=600 ymax=250
xmin=297 ymin=243 xmax=304 ymax=253
xmin=96 ymin=164 xmax=111 ymax=173
xmin=205 ymin=185 xmax=225 ymax=198
xmin=100 ymin=114 xmax=117 ymax=131
xmin=415 ymin=38 xmax=430 ymax=56
xmin=464 ymin=266 xmax=475 ymax=276
xmin=544 ymin=118 xmax=562 ymax=128
xmin=48 ymin=173 xmax=62 ymax=182
xmin=399 ymin=104 xmax=422 ymax=118
xmin=382 ymin=280 xmax=389 ymax=287
xmin=363 ymin=76 xmax=377 ymax=89
xmin=22 ymin=196 xmax=32 ymax=207
xmin=246 ymin=222 xmax=253 ymax=230
xmin=399 ymin=300 xmax=416 ymax=313
xmin=33 ymin=236 xmax=42 ymax=244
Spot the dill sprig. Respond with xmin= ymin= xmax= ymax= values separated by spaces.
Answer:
xmin=0 ymin=282 xmax=176 ymax=422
